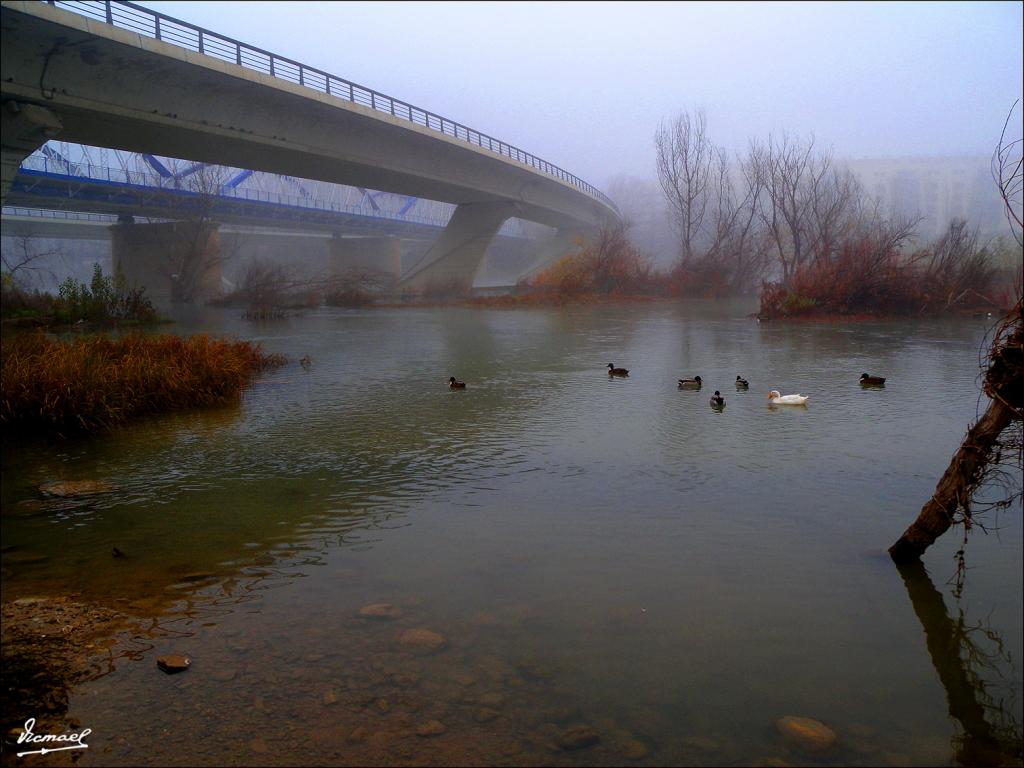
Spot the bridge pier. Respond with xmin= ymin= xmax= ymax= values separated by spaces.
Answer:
xmin=110 ymin=218 xmax=222 ymax=309
xmin=1 ymin=101 xmax=61 ymax=204
xmin=328 ymin=234 xmax=402 ymax=279
xmin=398 ymin=201 xmax=519 ymax=293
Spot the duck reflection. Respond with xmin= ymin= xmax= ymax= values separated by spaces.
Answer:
xmin=896 ymin=559 xmax=1022 ymax=767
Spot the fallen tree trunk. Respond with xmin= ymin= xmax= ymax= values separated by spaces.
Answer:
xmin=889 ymin=300 xmax=1023 ymax=562
xmin=889 ymin=400 xmax=1015 ymax=562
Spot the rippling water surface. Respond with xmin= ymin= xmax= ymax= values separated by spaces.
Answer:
xmin=2 ymin=301 xmax=1021 ymax=766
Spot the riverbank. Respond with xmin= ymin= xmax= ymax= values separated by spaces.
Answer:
xmin=1 ymin=597 xmax=139 ymax=767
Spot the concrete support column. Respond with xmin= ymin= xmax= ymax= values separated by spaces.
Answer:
xmin=398 ymin=201 xmax=520 ymax=292
xmin=516 ymin=227 xmax=585 ymax=283
xmin=327 ymin=235 xmax=402 ymax=279
xmin=1 ymin=100 xmax=62 ymax=204
xmin=110 ymin=219 xmax=221 ymax=310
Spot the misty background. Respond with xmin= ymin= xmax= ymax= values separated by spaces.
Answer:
xmin=88 ymin=1 xmax=1024 ymax=254
xmin=5 ymin=1 xmax=1023 ymax=281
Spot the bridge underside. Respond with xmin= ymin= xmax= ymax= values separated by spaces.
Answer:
xmin=4 ymin=168 xmax=450 ymax=240
xmin=4 ymin=168 xmax=587 ymax=294
xmin=3 ymin=205 xmax=582 ymax=306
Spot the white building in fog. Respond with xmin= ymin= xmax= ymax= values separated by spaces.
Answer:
xmin=844 ymin=155 xmax=1007 ymax=241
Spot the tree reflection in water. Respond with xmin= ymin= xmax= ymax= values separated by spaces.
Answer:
xmin=896 ymin=560 xmax=1023 ymax=767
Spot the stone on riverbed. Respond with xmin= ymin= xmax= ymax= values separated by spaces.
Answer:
xmin=157 ymin=655 xmax=191 ymax=674
xmin=776 ymin=715 xmax=837 ymax=751
xmin=396 ymin=628 xmax=447 ymax=652
xmin=557 ymin=725 xmax=600 ymax=750
xmin=474 ymin=708 xmax=500 ymax=723
xmin=358 ymin=603 xmax=402 ymax=620
xmin=415 ymin=720 xmax=447 ymax=737
xmin=38 ymin=480 xmax=114 ymax=498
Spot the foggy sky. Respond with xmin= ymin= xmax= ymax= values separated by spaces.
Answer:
xmin=140 ymin=1 xmax=1023 ymax=191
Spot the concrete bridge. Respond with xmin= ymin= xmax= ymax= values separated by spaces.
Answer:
xmin=1 ymin=0 xmax=620 ymax=294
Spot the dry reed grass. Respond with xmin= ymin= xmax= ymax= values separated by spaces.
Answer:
xmin=1 ymin=331 xmax=286 ymax=434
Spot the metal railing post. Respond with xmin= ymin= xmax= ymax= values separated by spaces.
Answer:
xmin=105 ymin=1 xmax=112 ymax=24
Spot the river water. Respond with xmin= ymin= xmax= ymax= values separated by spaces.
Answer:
xmin=2 ymin=300 xmax=1021 ymax=766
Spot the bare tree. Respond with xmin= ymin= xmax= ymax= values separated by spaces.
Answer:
xmin=655 ymin=110 xmax=715 ymax=265
xmin=806 ymin=165 xmax=862 ymax=262
xmin=655 ymin=111 xmax=773 ymax=293
xmin=706 ymin=147 xmax=770 ymax=292
xmin=748 ymin=133 xmax=812 ymax=282
xmin=991 ymin=99 xmax=1022 ymax=247
xmin=746 ymin=133 xmax=868 ymax=285
xmin=1 ymin=235 xmax=62 ymax=289
xmin=917 ymin=219 xmax=999 ymax=311
xmin=324 ymin=266 xmax=396 ymax=307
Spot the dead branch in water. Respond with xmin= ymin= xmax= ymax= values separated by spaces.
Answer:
xmin=889 ymin=299 xmax=1023 ymax=562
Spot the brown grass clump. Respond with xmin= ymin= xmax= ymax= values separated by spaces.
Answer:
xmin=1 ymin=331 xmax=286 ymax=435
xmin=759 ymin=220 xmax=1012 ymax=320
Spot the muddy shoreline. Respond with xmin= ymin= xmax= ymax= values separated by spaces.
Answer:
xmin=1 ymin=597 xmax=141 ymax=767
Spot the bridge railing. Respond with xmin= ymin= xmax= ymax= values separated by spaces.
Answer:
xmin=41 ymin=0 xmax=620 ymax=216
xmin=2 ymin=205 xmax=119 ymax=223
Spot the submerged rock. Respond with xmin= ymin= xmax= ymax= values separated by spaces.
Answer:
xmin=211 ymin=668 xmax=236 ymax=682
xmin=682 ymin=735 xmax=720 ymax=752
xmin=557 ymin=725 xmax=600 ymax=750
xmin=477 ymin=691 xmax=505 ymax=708
xmin=156 ymin=654 xmax=191 ymax=674
xmin=3 ymin=552 xmax=49 ymax=565
xmin=396 ymin=628 xmax=447 ymax=652
xmin=358 ymin=603 xmax=402 ymax=620
xmin=450 ymin=672 xmax=477 ymax=687
xmin=619 ymin=738 xmax=650 ymax=760
xmin=38 ymin=480 xmax=114 ymax=498
xmin=347 ymin=726 xmax=369 ymax=744
xmin=416 ymin=720 xmax=447 ymax=737
xmin=391 ymin=672 xmax=420 ymax=688
xmin=776 ymin=716 xmax=837 ymax=751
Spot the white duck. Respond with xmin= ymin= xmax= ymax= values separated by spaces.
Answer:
xmin=768 ymin=390 xmax=809 ymax=405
